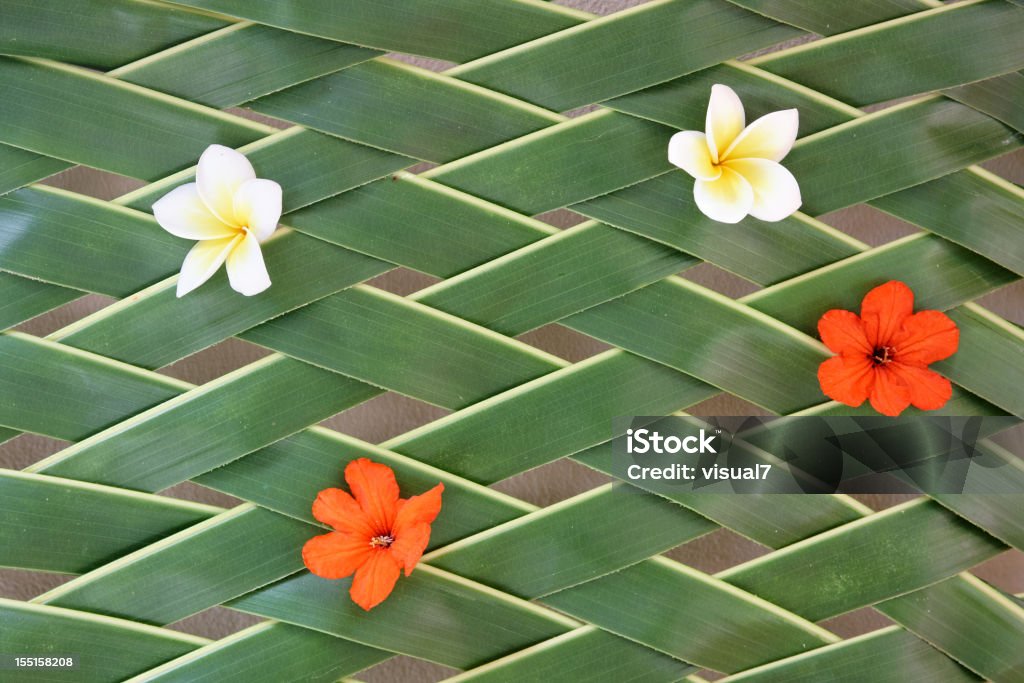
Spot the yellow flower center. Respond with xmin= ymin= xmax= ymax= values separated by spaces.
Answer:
xmin=369 ymin=534 xmax=394 ymax=548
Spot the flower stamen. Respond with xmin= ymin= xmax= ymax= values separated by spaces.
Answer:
xmin=369 ymin=534 xmax=394 ymax=548
xmin=872 ymin=346 xmax=893 ymax=366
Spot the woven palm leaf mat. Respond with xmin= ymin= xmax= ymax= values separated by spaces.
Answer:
xmin=1 ymin=0 xmax=1023 ymax=681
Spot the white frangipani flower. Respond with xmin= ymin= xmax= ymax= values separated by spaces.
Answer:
xmin=153 ymin=144 xmax=282 ymax=297
xmin=668 ymin=84 xmax=801 ymax=224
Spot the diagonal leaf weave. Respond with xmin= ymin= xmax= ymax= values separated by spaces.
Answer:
xmin=1 ymin=0 xmax=1023 ymax=681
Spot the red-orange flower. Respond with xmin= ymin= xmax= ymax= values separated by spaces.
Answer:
xmin=302 ymin=458 xmax=443 ymax=611
xmin=817 ymin=281 xmax=959 ymax=417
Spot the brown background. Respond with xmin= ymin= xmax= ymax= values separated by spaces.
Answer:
xmin=2 ymin=1 xmax=1021 ymax=680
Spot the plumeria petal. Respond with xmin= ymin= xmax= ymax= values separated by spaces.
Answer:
xmin=196 ymin=144 xmax=255 ymax=225
xmin=390 ymin=523 xmax=432 ymax=576
xmin=225 ymin=229 xmax=271 ymax=296
xmin=302 ymin=532 xmax=373 ymax=580
xmin=668 ymin=131 xmax=720 ymax=180
xmin=152 ymin=183 xmax=236 ymax=240
xmin=312 ymin=488 xmax=376 ymax=538
xmin=818 ymin=310 xmax=871 ymax=357
xmin=176 ymin=234 xmax=241 ymax=298
xmin=889 ymin=363 xmax=952 ymax=411
xmin=893 ymin=310 xmax=959 ymax=365
xmin=344 ymin=458 xmax=400 ymax=536
xmin=705 ymin=84 xmax=744 ymax=164
xmin=869 ymin=366 xmax=912 ymax=417
xmin=861 ymin=281 xmax=914 ymax=348
xmin=722 ymin=158 xmax=801 ymax=221
xmin=721 ymin=109 xmax=798 ymax=163
xmin=693 ymin=166 xmax=754 ymax=224
xmin=818 ymin=355 xmax=873 ymax=407
xmin=233 ymin=178 xmax=282 ymax=242
xmin=349 ymin=551 xmax=401 ymax=611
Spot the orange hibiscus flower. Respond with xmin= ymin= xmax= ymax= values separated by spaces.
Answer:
xmin=302 ymin=458 xmax=443 ymax=611
xmin=817 ymin=280 xmax=959 ymax=417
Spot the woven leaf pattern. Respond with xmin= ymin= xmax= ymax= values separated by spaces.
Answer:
xmin=1 ymin=0 xmax=1023 ymax=681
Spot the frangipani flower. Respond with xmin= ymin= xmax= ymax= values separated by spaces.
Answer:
xmin=668 ymin=84 xmax=801 ymax=224
xmin=302 ymin=458 xmax=444 ymax=611
xmin=152 ymin=144 xmax=281 ymax=297
xmin=817 ymin=281 xmax=959 ymax=417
